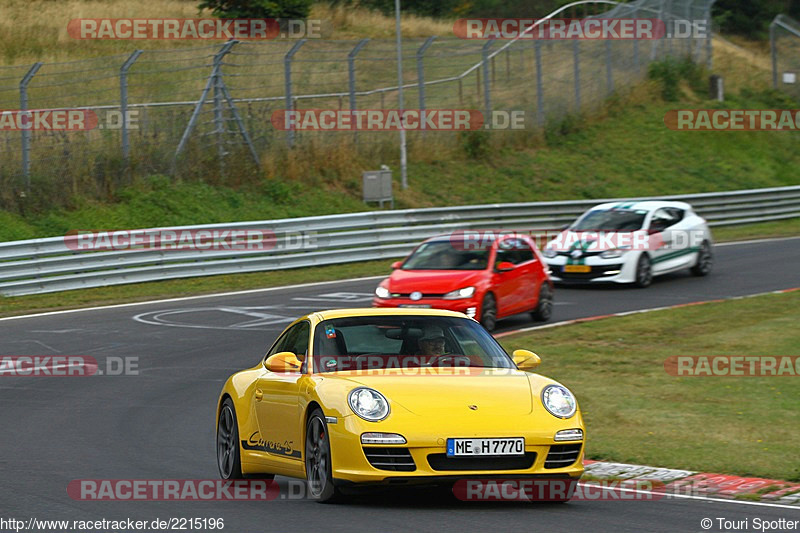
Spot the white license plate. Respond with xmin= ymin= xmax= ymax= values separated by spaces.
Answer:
xmin=398 ymin=304 xmax=432 ymax=308
xmin=446 ymin=437 xmax=525 ymax=457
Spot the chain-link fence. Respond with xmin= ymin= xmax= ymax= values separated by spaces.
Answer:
xmin=0 ymin=0 xmax=715 ymax=210
xmin=771 ymin=14 xmax=800 ymax=100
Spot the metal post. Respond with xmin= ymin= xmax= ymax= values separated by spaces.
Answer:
xmin=573 ymin=40 xmax=581 ymax=111
xmin=705 ymin=6 xmax=712 ymax=69
xmin=535 ymin=40 xmax=544 ymax=126
xmin=213 ymin=46 xmax=226 ymax=176
xmin=174 ymin=41 xmax=236 ymax=164
xmin=20 ymin=62 xmax=42 ymax=194
xmin=605 ymin=40 xmax=614 ymax=94
xmin=348 ymin=39 xmax=370 ymax=111
xmin=120 ymin=50 xmax=142 ymax=168
xmin=394 ymin=0 xmax=407 ymax=190
xmin=219 ymin=83 xmax=261 ymax=167
xmin=770 ymin=20 xmax=778 ymax=89
xmin=284 ymin=39 xmax=306 ymax=148
xmin=416 ymin=36 xmax=436 ymax=114
xmin=482 ymin=40 xmax=493 ymax=121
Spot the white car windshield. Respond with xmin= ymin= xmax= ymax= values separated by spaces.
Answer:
xmin=572 ymin=209 xmax=647 ymax=231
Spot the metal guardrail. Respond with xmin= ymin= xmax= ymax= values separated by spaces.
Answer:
xmin=1 ymin=185 xmax=799 ymax=296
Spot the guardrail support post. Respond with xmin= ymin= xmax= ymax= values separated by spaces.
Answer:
xmin=19 ymin=62 xmax=42 ymax=196
xmin=120 ymin=50 xmax=143 ymax=174
xmin=284 ymin=39 xmax=307 ymax=148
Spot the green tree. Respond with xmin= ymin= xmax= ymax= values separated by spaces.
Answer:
xmin=199 ymin=0 xmax=312 ymax=19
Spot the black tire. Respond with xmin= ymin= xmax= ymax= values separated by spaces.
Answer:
xmin=305 ymin=409 xmax=342 ymax=503
xmin=530 ymin=284 xmax=553 ymax=322
xmin=479 ymin=293 xmax=497 ymax=332
xmin=633 ymin=253 xmax=653 ymax=288
xmin=691 ymin=240 xmax=713 ymax=276
xmin=217 ymin=398 xmax=244 ymax=479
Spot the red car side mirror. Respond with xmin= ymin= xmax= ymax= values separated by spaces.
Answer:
xmin=495 ymin=261 xmax=515 ymax=272
xmin=391 ymin=261 xmax=403 ymax=269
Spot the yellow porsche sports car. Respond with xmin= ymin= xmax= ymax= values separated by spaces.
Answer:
xmin=215 ymin=308 xmax=585 ymax=502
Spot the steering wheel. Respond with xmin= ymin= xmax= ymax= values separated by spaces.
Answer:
xmin=424 ymin=354 xmax=471 ymax=367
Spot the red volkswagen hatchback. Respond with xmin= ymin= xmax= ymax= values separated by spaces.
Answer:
xmin=372 ymin=234 xmax=553 ymax=331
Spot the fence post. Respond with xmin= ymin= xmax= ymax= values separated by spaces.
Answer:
xmin=535 ymin=40 xmax=544 ymax=126
xmin=705 ymin=4 xmax=713 ymax=69
xmin=416 ymin=36 xmax=436 ymax=113
xmin=348 ymin=39 xmax=370 ymax=111
xmin=605 ymin=40 xmax=614 ymax=95
xmin=174 ymin=41 xmax=236 ymax=168
xmin=120 ymin=50 xmax=142 ymax=171
xmin=573 ymin=40 xmax=581 ymax=111
xmin=770 ymin=19 xmax=778 ymax=89
xmin=482 ymin=40 xmax=493 ymax=120
xmin=284 ymin=39 xmax=307 ymax=148
xmin=19 ymin=62 xmax=42 ymax=195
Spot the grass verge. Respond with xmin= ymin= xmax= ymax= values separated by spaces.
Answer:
xmin=500 ymin=290 xmax=800 ymax=481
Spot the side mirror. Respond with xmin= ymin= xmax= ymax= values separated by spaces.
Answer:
xmin=391 ymin=261 xmax=403 ymax=269
xmin=495 ymin=261 xmax=515 ymax=273
xmin=265 ymin=351 xmax=302 ymax=373
xmin=512 ymin=349 xmax=541 ymax=371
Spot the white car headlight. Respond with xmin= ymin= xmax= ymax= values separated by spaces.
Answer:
xmin=348 ymin=388 xmax=390 ymax=421
xmin=600 ymin=247 xmax=630 ymax=259
xmin=375 ymin=286 xmax=390 ymax=299
xmin=542 ymin=247 xmax=557 ymax=259
xmin=541 ymin=384 xmax=577 ymax=419
xmin=442 ymin=286 xmax=475 ymax=300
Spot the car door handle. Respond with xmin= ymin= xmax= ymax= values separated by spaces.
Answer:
xmin=255 ymin=389 xmax=263 ymax=401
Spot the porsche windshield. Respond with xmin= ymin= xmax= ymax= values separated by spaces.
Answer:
xmin=312 ymin=316 xmax=514 ymax=373
xmin=401 ymin=241 xmax=490 ymax=270
xmin=571 ymin=209 xmax=647 ymax=231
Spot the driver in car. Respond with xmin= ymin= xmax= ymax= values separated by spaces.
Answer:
xmin=417 ymin=326 xmax=447 ymax=356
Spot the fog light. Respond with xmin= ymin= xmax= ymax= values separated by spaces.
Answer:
xmin=554 ymin=429 xmax=583 ymax=442
xmin=361 ymin=432 xmax=407 ymax=445
xmin=465 ymin=307 xmax=477 ymax=318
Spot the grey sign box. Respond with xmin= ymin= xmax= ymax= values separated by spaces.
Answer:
xmin=363 ymin=170 xmax=393 ymax=208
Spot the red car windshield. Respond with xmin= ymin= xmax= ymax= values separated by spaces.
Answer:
xmin=402 ymin=241 xmax=490 ymax=270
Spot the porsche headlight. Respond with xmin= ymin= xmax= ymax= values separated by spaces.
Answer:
xmin=541 ymin=384 xmax=577 ymax=419
xmin=442 ymin=286 xmax=475 ymax=300
xmin=348 ymin=388 xmax=390 ymax=421
xmin=375 ymin=285 xmax=390 ymax=299
xmin=542 ymin=247 xmax=557 ymax=259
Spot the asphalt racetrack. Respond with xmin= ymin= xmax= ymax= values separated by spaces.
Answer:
xmin=1 ymin=237 xmax=799 ymax=533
